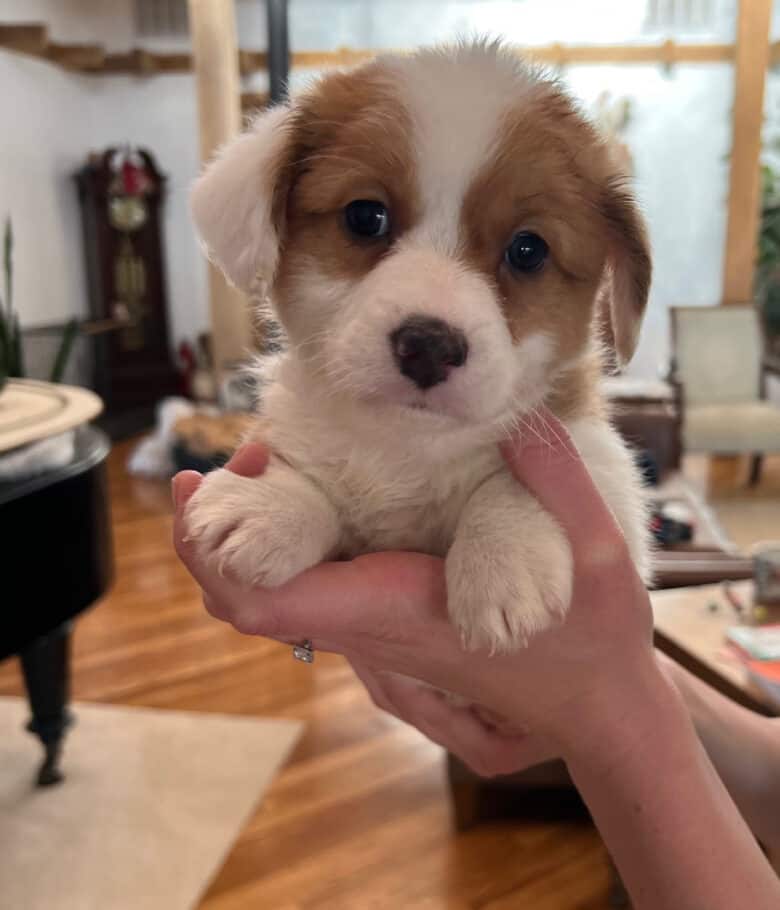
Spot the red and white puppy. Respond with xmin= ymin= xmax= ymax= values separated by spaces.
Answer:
xmin=185 ymin=42 xmax=652 ymax=653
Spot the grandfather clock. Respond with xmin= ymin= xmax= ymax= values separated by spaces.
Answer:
xmin=75 ymin=147 xmax=179 ymax=437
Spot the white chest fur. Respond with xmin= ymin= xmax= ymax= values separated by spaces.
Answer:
xmin=186 ymin=360 xmax=650 ymax=651
xmin=261 ymin=370 xmax=504 ymax=557
xmin=256 ymin=361 xmax=649 ymax=578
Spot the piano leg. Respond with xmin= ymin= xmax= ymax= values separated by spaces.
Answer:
xmin=20 ymin=622 xmax=74 ymax=787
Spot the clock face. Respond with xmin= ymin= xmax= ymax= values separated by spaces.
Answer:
xmin=109 ymin=195 xmax=148 ymax=233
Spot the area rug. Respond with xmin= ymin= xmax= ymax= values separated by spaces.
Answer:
xmin=0 ymin=697 xmax=302 ymax=910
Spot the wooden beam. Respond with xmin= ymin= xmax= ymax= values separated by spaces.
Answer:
xmin=10 ymin=26 xmax=780 ymax=77
xmin=151 ymin=52 xmax=191 ymax=73
xmin=722 ymin=0 xmax=773 ymax=304
xmin=47 ymin=42 xmax=105 ymax=71
xmin=188 ymin=0 xmax=253 ymax=374
xmin=239 ymin=49 xmax=267 ymax=75
xmin=103 ymin=49 xmax=191 ymax=74
xmin=0 ymin=23 xmax=47 ymax=55
xmin=528 ymin=40 xmax=735 ymax=65
xmin=241 ymin=91 xmax=270 ymax=115
xmin=49 ymin=41 xmax=762 ymax=75
xmin=290 ymin=42 xmax=740 ymax=70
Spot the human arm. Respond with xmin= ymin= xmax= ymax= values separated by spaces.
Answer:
xmin=657 ymin=651 xmax=780 ymax=869
xmin=173 ymin=419 xmax=780 ymax=909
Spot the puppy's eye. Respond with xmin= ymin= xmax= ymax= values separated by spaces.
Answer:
xmin=504 ymin=232 xmax=549 ymax=273
xmin=344 ymin=200 xmax=390 ymax=239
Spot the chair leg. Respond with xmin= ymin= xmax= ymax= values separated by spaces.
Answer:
xmin=748 ymin=454 xmax=764 ymax=487
xmin=19 ymin=622 xmax=74 ymax=786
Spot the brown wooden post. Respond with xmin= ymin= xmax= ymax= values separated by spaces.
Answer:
xmin=187 ymin=0 xmax=253 ymax=375
xmin=718 ymin=0 xmax=772 ymax=484
xmin=722 ymin=0 xmax=773 ymax=305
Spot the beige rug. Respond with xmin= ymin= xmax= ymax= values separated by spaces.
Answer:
xmin=0 ymin=698 xmax=302 ymax=910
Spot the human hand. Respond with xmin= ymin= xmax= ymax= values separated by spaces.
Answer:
xmin=173 ymin=412 xmax=655 ymax=774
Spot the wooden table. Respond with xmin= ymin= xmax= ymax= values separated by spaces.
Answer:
xmin=652 ymin=580 xmax=779 ymax=716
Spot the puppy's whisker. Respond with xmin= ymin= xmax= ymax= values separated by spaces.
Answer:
xmin=519 ymin=414 xmax=551 ymax=450
xmin=530 ymin=407 xmax=567 ymax=451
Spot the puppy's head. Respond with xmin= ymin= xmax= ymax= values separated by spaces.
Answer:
xmin=192 ymin=42 xmax=650 ymax=427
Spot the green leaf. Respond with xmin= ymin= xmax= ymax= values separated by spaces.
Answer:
xmin=3 ymin=217 xmax=12 ymax=321
xmin=49 ymin=318 xmax=78 ymax=383
xmin=10 ymin=312 xmax=24 ymax=377
xmin=0 ymin=309 xmax=9 ymax=370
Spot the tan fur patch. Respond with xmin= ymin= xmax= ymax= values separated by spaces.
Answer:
xmin=266 ymin=51 xmax=649 ymax=425
xmin=459 ymin=77 xmax=649 ymax=419
xmin=547 ymin=352 xmax=607 ymax=422
xmin=461 ymin=83 xmax=606 ymax=349
xmin=598 ymin=177 xmax=652 ymax=363
xmin=274 ymin=62 xmax=419 ymax=305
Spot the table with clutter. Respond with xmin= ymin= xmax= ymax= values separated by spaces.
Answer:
xmin=653 ymin=578 xmax=780 ymax=716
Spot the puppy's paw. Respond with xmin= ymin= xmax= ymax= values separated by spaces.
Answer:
xmin=184 ymin=467 xmax=339 ymax=588
xmin=445 ymin=525 xmax=572 ymax=654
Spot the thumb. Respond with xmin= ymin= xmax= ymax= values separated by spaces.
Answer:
xmin=172 ymin=470 xmax=202 ymax=510
xmin=500 ymin=408 xmax=623 ymax=554
xmin=224 ymin=442 xmax=270 ymax=477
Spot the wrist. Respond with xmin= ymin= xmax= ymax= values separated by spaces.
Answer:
xmin=552 ymin=650 xmax=690 ymax=773
xmin=553 ymin=652 xmax=780 ymax=909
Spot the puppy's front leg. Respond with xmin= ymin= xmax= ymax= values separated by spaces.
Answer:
xmin=185 ymin=461 xmax=341 ymax=588
xmin=446 ymin=471 xmax=573 ymax=653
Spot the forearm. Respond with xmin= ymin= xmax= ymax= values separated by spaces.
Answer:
xmin=660 ymin=652 xmax=780 ymax=862
xmin=561 ymin=658 xmax=780 ymax=910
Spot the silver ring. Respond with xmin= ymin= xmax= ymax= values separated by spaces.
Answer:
xmin=292 ymin=639 xmax=314 ymax=664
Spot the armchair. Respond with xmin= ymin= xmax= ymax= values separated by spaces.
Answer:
xmin=670 ymin=304 xmax=780 ymax=484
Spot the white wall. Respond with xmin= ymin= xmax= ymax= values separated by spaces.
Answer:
xmin=287 ymin=0 xmax=738 ymax=48
xmin=0 ymin=0 xmax=748 ymax=380
xmin=0 ymin=0 xmax=205 ymax=353
xmin=0 ymin=51 xmax=93 ymax=330
xmin=567 ymin=63 xmax=733 ymax=379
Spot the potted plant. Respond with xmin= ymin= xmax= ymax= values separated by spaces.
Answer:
xmin=0 ymin=217 xmax=78 ymax=394
xmin=757 ymin=165 xmax=780 ymax=358
xmin=0 ymin=218 xmax=22 ymax=392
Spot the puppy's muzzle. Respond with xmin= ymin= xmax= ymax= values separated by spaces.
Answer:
xmin=390 ymin=316 xmax=469 ymax=390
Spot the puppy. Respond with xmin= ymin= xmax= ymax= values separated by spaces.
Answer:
xmin=185 ymin=41 xmax=652 ymax=653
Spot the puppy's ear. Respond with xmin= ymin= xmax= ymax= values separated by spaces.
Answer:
xmin=191 ymin=105 xmax=295 ymax=293
xmin=598 ymin=179 xmax=652 ymax=366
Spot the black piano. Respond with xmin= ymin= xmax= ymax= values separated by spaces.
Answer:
xmin=0 ymin=425 xmax=113 ymax=785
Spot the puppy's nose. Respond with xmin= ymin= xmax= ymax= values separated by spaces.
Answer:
xmin=390 ymin=316 xmax=469 ymax=390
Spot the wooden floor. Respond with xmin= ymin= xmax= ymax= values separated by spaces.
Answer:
xmin=3 ymin=446 xmax=778 ymax=908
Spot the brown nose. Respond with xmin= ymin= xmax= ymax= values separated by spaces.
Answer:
xmin=390 ymin=316 xmax=469 ymax=390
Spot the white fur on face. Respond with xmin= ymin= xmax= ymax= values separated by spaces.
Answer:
xmin=276 ymin=48 xmax=559 ymax=429
xmin=282 ymin=246 xmax=554 ymax=426
xmin=384 ymin=44 xmax=534 ymax=257
xmin=192 ymin=45 xmax=577 ymax=432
